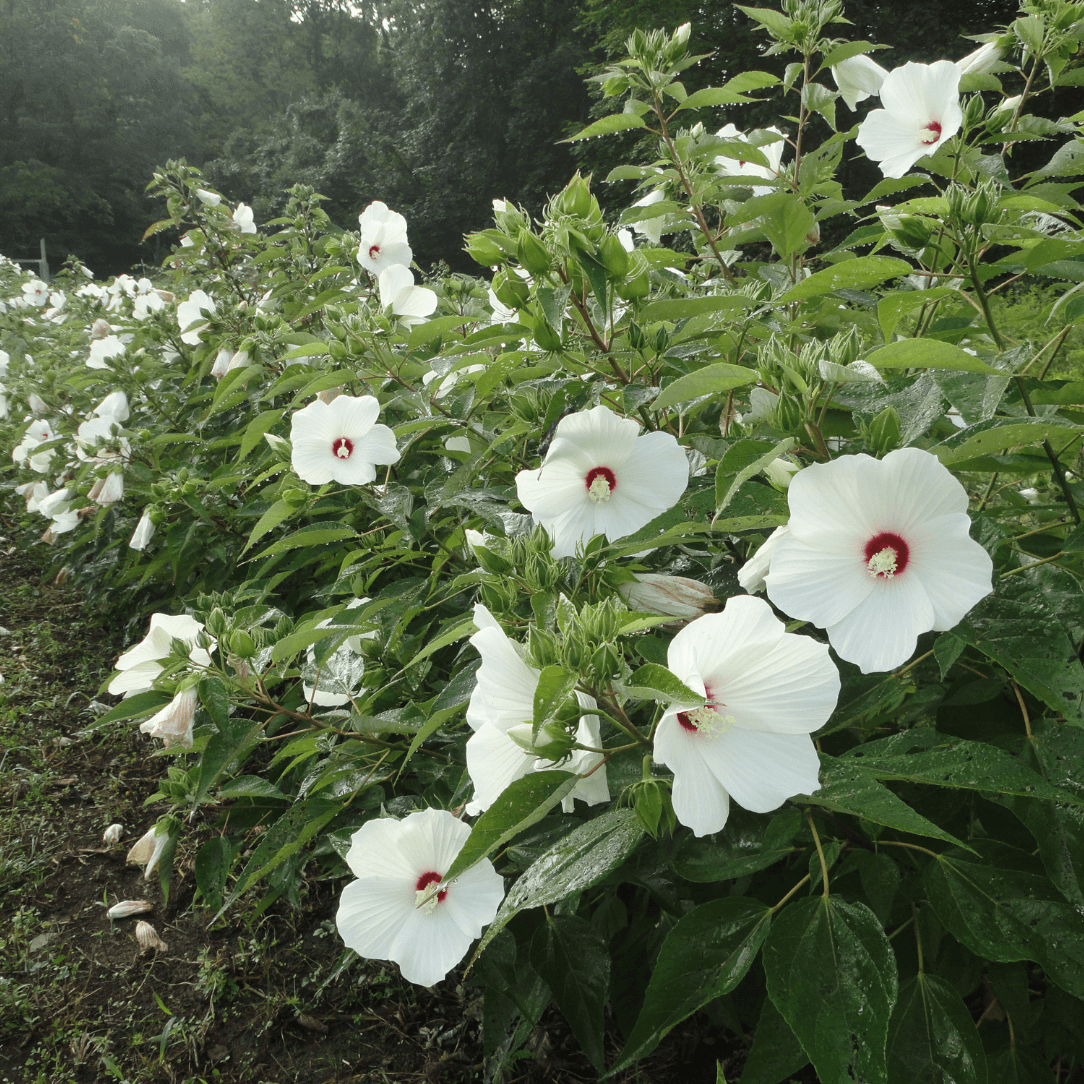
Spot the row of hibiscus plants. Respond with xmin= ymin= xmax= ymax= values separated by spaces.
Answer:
xmin=4 ymin=1 xmax=1084 ymax=1080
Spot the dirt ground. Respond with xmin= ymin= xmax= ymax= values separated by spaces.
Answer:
xmin=0 ymin=535 xmax=779 ymax=1084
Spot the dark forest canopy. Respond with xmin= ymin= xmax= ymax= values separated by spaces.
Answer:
xmin=0 ymin=0 xmax=1030 ymax=276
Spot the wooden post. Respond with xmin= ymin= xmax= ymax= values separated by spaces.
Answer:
xmin=39 ymin=238 xmax=50 ymax=283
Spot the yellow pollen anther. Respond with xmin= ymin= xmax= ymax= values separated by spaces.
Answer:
xmin=685 ymin=705 xmax=737 ymax=736
xmin=867 ymin=547 xmax=899 ymax=577
xmin=587 ymin=475 xmax=613 ymax=502
xmin=918 ymin=126 xmax=940 ymax=144
xmin=415 ymin=887 xmax=441 ymax=914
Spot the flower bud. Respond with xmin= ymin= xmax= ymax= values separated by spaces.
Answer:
xmin=230 ymin=630 xmax=257 ymax=658
xmin=516 ymin=231 xmax=552 ymax=277
xmin=618 ymin=574 xmax=718 ymax=621
xmin=553 ymin=173 xmax=595 ymax=219
xmin=205 ymin=608 xmax=228 ymax=639
xmin=599 ymin=234 xmax=630 ymax=279
xmin=674 ymin=21 xmax=691 ymax=45
xmin=491 ymin=269 xmax=531 ymax=310
xmin=775 ymin=390 xmax=804 ymax=433
xmin=762 ymin=456 xmax=800 ymax=490
xmin=956 ymin=41 xmax=1003 ymax=75
xmin=465 ymin=231 xmax=507 ymax=267
xmin=866 ymin=405 xmax=902 ymax=455
xmin=507 ymin=722 xmax=575 ymax=762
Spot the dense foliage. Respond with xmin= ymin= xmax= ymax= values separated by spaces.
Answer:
xmin=4 ymin=0 xmax=1084 ymax=1080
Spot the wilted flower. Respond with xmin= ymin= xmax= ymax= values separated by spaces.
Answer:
xmin=515 ymin=404 xmax=689 ymax=558
xmin=195 ymin=188 xmax=221 ymax=206
xmin=357 ymin=201 xmax=412 ymax=276
xmin=126 ymin=821 xmax=173 ymax=880
xmin=108 ymin=613 xmax=213 ymax=697
xmin=16 ymin=480 xmax=49 ymax=513
xmin=135 ymin=920 xmax=168 ymax=952
xmin=618 ymin=574 xmax=718 ymax=621
xmin=653 ymin=596 xmax=839 ymax=836
xmin=129 ymin=508 xmax=156 ymax=551
xmin=290 ymin=394 xmax=400 ymax=486
xmin=102 ymin=824 xmax=124 ymax=846
xmin=232 ymin=202 xmax=257 ymax=234
xmin=139 ymin=685 xmax=199 ymax=749
xmin=856 ymin=61 xmax=963 ymax=178
xmin=831 ymin=53 xmax=889 ymax=109
xmin=335 ymin=808 xmax=505 ymax=987
xmin=465 ymin=605 xmax=609 ymax=814
xmin=377 ymin=265 xmax=438 ymax=326
xmin=764 ymin=448 xmax=993 ymax=673
xmin=176 ymin=290 xmax=216 ymax=345
xmin=107 ymin=900 xmax=152 ymax=919
xmin=88 ymin=472 xmax=124 ymax=505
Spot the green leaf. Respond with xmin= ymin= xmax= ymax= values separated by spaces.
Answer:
xmin=653 ymin=362 xmax=758 ymax=408
xmin=237 ymin=408 xmax=284 ymax=465
xmin=616 ymin=663 xmax=704 ymax=705
xmin=733 ymin=192 xmax=816 ymax=258
xmin=866 ymin=339 xmax=1001 ymax=374
xmin=240 ymin=499 xmax=296 ymax=555
xmin=887 ymin=974 xmax=988 ymax=1084
xmin=530 ymin=916 xmax=609 ymax=1072
xmin=820 ymin=40 xmax=885 ymax=67
xmin=805 ymin=757 xmax=970 ymax=849
xmin=877 ymin=287 xmax=956 ymax=342
xmin=956 ymin=568 xmax=1084 ymax=726
xmin=739 ymin=996 xmax=810 ymax=1084
xmin=924 ymin=839 xmax=1084 ymax=998
xmin=532 ymin=665 xmax=579 ymax=737
xmin=476 ymin=809 xmax=643 ymax=959
xmin=840 ymin=730 xmax=1080 ymax=805
xmin=441 ymin=771 xmax=579 ymax=886
xmin=197 ymin=676 xmax=230 ymax=731
xmin=676 ymin=72 xmax=779 ymax=109
xmin=88 ymin=689 xmax=172 ymax=729
xmin=640 ymin=295 xmax=753 ymax=323
xmin=564 ymin=114 xmax=646 ymax=141
xmin=673 ymin=807 xmax=802 ymax=882
xmin=1013 ymin=718 xmax=1084 ymax=905
xmin=763 ymin=896 xmax=898 ymax=1084
xmin=932 ymin=417 xmax=1081 ymax=467
xmin=194 ymin=836 xmax=232 ymax=911
xmin=714 ymin=437 xmax=795 ymax=514
xmin=609 ymin=899 xmax=772 ymax=1074
xmin=780 ymin=256 xmax=912 ymax=302
xmin=250 ymin=520 xmax=357 ymax=561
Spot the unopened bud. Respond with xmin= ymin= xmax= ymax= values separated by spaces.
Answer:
xmin=618 ymin=574 xmax=718 ymax=621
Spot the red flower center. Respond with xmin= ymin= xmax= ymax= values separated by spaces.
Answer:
xmin=332 ymin=436 xmax=353 ymax=460
xmin=584 ymin=466 xmax=617 ymax=502
xmin=918 ymin=120 xmax=942 ymax=145
xmin=864 ymin=532 xmax=910 ymax=577
xmin=678 ymin=687 xmax=733 ymax=735
xmin=369 ymin=244 xmax=381 ymax=261
xmin=415 ymin=870 xmax=448 ymax=904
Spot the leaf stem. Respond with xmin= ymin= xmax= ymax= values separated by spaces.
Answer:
xmin=805 ymin=809 xmax=830 ymax=898
xmin=772 ymin=873 xmax=811 ymax=913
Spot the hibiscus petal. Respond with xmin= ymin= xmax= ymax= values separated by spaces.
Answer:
xmin=654 ymin=716 xmax=731 ymax=836
xmin=330 ymin=394 xmax=380 ymax=438
xmin=466 ymin=724 xmax=535 ymax=813
xmin=826 ymin=571 xmax=935 ymax=672
xmin=906 ymin=518 xmax=993 ymax=630
xmin=700 ymin=729 xmax=821 ymax=812
xmin=766 ymin=536 xmax=876 ymax=628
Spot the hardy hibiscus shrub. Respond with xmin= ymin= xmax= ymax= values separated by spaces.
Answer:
xmin=4 ymin=0 xmax=1084 ymax=1078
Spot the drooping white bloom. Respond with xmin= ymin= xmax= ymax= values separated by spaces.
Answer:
xmin=93 ymin=471 xmax=125 ymax=505
xmin=126 ymin=821 xmax=173 ymax=880
xmin=653 ymin=596 xmax=839 ymax=837
xmin=357 ymin=201 xmax=412 ymax=276
xmin=232 ymin=202 xmax=257 ymax=234
xmin=92 ymin=391 xmax=129 ymax=422
xmin=618 ymin=574 xmax=717 ymax=621
xmin=12 ymin=419 xmax=57 ymax=473
xmin=290 ymin=395 xmax=400 ymax=486
xmin=87 ymin=334 xmax=126 ymax=370
xmin=764 ymin=448 xmax=993 ymax=673
xmin=856 ymin=61 xmax=963 ymax=179
xmin=464 ymin=605 xmax=609 ymax=815
xmin=37 ymin=487 xmax=73 ymax=520
xmin=211 ymin=347 xmax=233 ymax=380
xmin=108 ymin=613 xmax=214 ymax=697
xmin=377 ymin=265 xmax=438 ymax=327
xmin=28 ymin=392 xmax=49 ymax=415
xmin=762 ymin=455 xmax=800 ymax=489
xmin=715 ymin=124 xmax=787 ymax=193
xmin=956 ymin=42 xmax=1003 ymax=75
xmin=139 ymin=685 xmax=199 ymax=749
xmin=335 ymin=808 xmax=505 ymax=987
xmin=129 ymin=508 xmax=156 ymax=551
xmin=831 ymin=54 xmax=889 ymax=109
xmin=515 ymin=404 xmax=689 ymax=558
xmin=176 ymin=290 xmax=216 ymax=345
xmin=195 ymin=188 xmax=221 ymax=206
xmin=16 ymin=480 xmax=49 ymax=513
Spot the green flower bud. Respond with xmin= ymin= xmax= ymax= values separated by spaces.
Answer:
xmin=866 ymin=405 xmax=901 ymax=455
xmin=554 ymin=173 xmax=595 ymax=219
xmin=205 ymin=608 xmax=228 ymax=639
xmin=600 ymin=234 xmax=630 ymax=279
xmin=229 ymin=630 xmax=257 ymax=658
xmin=465 ymin=232 xmax=507 ymax=267
xmin=491 ymin=269 xmax=531 ymax=310
xmin=516 ymin=231 xmax=552 ymax=277
xmin=775 ymin=389 xmax=804 ymax=433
